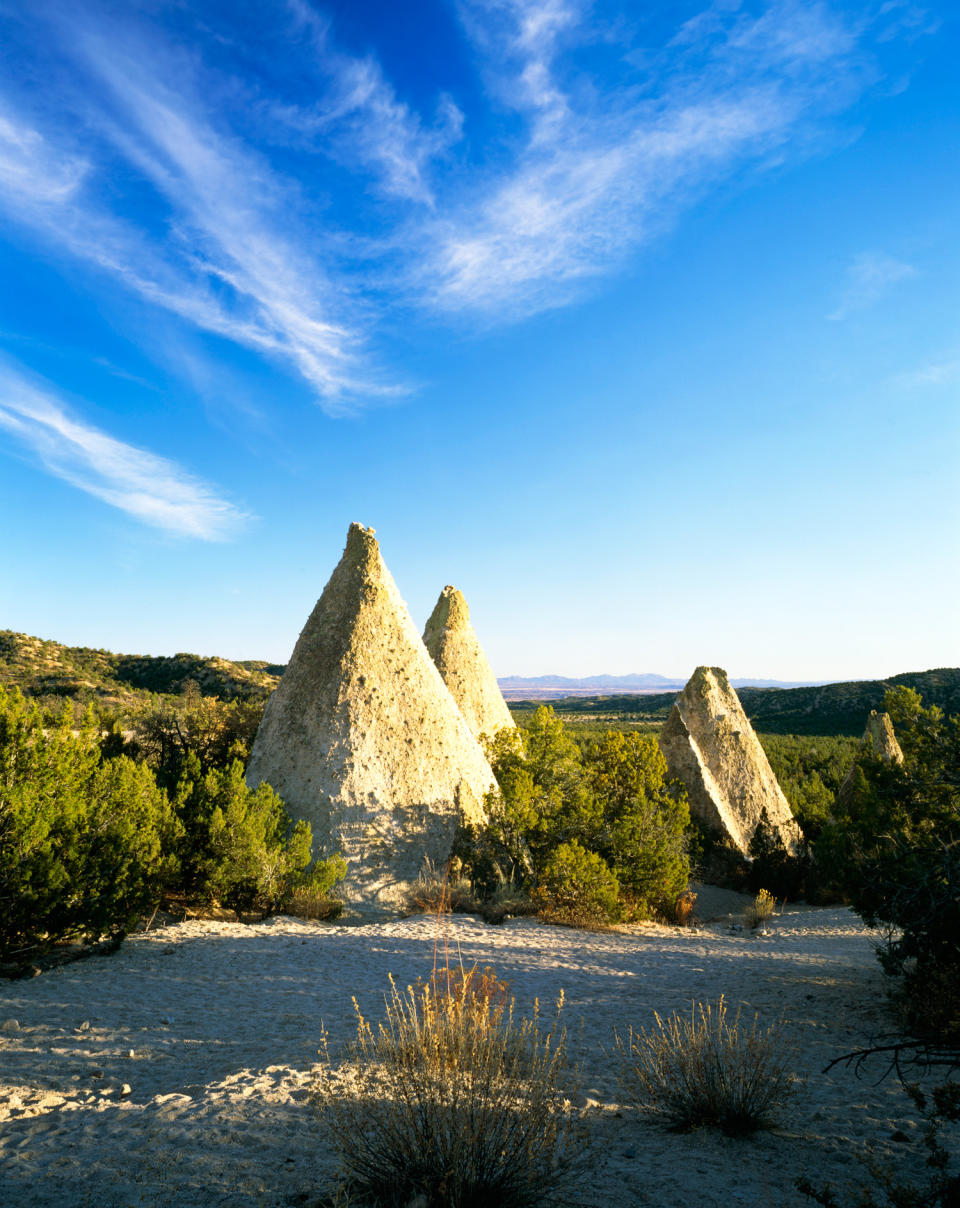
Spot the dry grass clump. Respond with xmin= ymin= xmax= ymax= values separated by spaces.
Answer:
xmin=405 ymin=861 xmax=479 ymax=916
xmin=618 ymin=996 xmax=794 ymax=1135
xmin=284 ymin=886 xmax=343 ymax=921
xmin=406 ymin=863 xmax=537 ymax=925
xmin=312 ymin=966 xmax=586 ymax=1207
xmin=744 ymin=888 xmax=776 ymax=930
xmin=480 ymin=882 xmax=539 ymax=925
xmin=672 ymin=890 xmax=698 ymax=927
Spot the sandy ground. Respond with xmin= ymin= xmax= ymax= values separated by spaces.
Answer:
xmin=0 ymin=903 xmax=953 ymax=1207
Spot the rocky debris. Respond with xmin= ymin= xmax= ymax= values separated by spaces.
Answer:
xmin=246 ymin=524 xmax=496 ymax=916
xmin=423 ymin=586 xmax=514 ymax=744
xmin=659 ymin=666 xmax=802 ymax=856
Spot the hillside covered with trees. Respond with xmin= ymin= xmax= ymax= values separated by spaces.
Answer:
xmin=0 ymin=630 xmax=282 ymax=709
xmin=511 ymin=667 xmax=960 ymax=736
xmin=4 ymin=627 xmax=958 ymax=741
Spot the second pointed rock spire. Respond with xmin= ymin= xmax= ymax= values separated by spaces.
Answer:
xmin=423 ymin=585 xmax=515 ymax=744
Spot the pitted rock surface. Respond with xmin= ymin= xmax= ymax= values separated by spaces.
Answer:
xmin=423 ymin=586 xmax=515 ymax=744
xmin=246 ymin=524 xmax=495 ymax=916
xmin=659 ymin=666 xmax=801 ymax=855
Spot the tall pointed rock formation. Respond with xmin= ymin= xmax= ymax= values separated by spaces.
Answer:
xmin=246 ymin=524 xmax=495 ymax=914
xmin=423 ymin=586 xmax=515 ymax=744
xmin=659 ymin=666 xmax=801 ymax=855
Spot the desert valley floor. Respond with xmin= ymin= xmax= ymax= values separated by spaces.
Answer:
xmin=0 ymin=899 xmax=951 ymax=1207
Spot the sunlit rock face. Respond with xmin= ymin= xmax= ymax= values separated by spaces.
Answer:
xmin=861 ymin=710 xmax=904 ymax=764
xmin=246 ymin=524 xmax=495 ymax=916
xmin=423 ymin=585 xmax=515 ymax=745
xmin=659 ymin=666 xmax=802 ymax=856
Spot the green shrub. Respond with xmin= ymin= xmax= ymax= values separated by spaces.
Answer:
xmin=533 ymin=840 xmax=620 ymax=926
xmin=313 ymin=967 xmax=585 ymax=1207
xmin=128 ymin=686 xmax=263 ymax=792
xmin=743 ymin=888 xmax=776 ymax=930
xmin=464 ymin=713 xmax=689 ymax=926
xmin=817 ymin=688 xmax=960 ymax=1038
xmin=174 ymin=758 xmax=345 ymax=913
xmin=618 ymin=996 xmax=794 ymax=1135
xmin=747 ymin=807 xmax=810 ymax=900
xmin=0 ymin=687 xmax=175 ymax=961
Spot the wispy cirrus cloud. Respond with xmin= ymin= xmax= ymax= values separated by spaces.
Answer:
xmin=273 ymin=0 xmax=463 ymax=206
xmin=897 ymin=354 xmax=960 ymax=387
xmin=828 ymin=250 xmax=917 ymax=320
xmin=423 ymin=0 xmax=881 ymax=316
xmin=0 ymin=110 xmax=88 ymax=203
xmin=0 ymin=360 xmax=248 ymax=540
xmin=0 ymin=3 xmax=411 ymax=411
xmin=0 ymin=0 xmax=933 ymax=390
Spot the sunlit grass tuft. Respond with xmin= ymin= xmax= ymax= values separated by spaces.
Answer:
xmin=617 ymin=995 xmax=794 ymax=1135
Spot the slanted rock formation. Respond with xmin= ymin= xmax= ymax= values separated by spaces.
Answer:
xmin=423 ymin=586 xmax=515 ymax=744
xmin=659 ymin=666 xmax=802 ymax=855
xmin=245 ymin=524 xmax=495 ymax=915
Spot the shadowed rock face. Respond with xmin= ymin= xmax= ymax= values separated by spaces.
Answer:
xmin=423 ymin=586 xmax=515 ymax=744
xmin=245 ymin=524 xmax=495 ymax=916
xmin=659 ymin=666 xmax=802 ymax=855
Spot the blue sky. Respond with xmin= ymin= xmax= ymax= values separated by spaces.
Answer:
xmin=0 ymin=0 xmax=956 ymax=682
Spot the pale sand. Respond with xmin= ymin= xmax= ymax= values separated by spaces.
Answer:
xmin=0 ymin=906 xmax=951 ymax=1207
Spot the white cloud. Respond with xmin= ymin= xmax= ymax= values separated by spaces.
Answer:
xmin=0 ymin=68 xmax=384 ymax=409
xmin=276 ymin=0 xmax=462 ymax=205
xmin=829 ymin=251 xmax=917 ymax=320
xmin=0 ymin=362 xmax=248 ymax=540
xmin=898 ymin=355 xmax=960 ymax=387
xmin=0 ymin=109 xmax=88 ymax=202
xmin=0 ymin=2 xmax=932 ymax=386
xmin=422 ymin=0 xmax=874 ymax=316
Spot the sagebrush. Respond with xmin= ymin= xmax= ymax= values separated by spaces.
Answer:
xmin=744 ymin=888 xmax=776 ymax=930
xmin=618 ymin=995 xmax=794 ymax=1134
xmin=313 ymin=966 xmax=586 ymax=1207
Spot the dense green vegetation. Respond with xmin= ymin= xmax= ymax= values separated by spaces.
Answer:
xmin=3 ymin=624 xmax=957 ymax=1034
xmin=0 ymin=628 xmax=281 ymax=711
xmin=757 ymin=734 xmax=859 ymax=838
xmin=0 ymin=690 xmax=175 ymax=964
xmin=0 ymin=686 xmax=344 ymax=966
xmin=458 ymin=708 xmax=691 ymax=924
xmin=510 ymin=667 xmax=960 ymax=737
xmin=817 ymin=687 xmax=960 ymax=1038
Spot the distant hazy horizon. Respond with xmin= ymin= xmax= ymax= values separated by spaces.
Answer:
xmin=0 ymin=2 xmax=956 ymax=683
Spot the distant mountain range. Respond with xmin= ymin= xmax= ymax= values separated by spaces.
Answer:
xmin=507 ymin=669 xmax=960 ymax=737
xmin=2 ymin=627 xmax=957 ymax=738
xmin=496 ymin=673 xmax=825 ymax=700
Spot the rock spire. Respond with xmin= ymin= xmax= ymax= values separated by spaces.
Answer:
xmin=423 ymin=586 xmax=515 ymax=744
xmin=245 ymin=524 xmax=496 ymax=915
xmin=659 ymin=666 xmax=801 ymax=855
xmin=835 ymin=710 xmax=903 ymax=812
xmin=860 ymin=710 xmax=904 ymax=764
